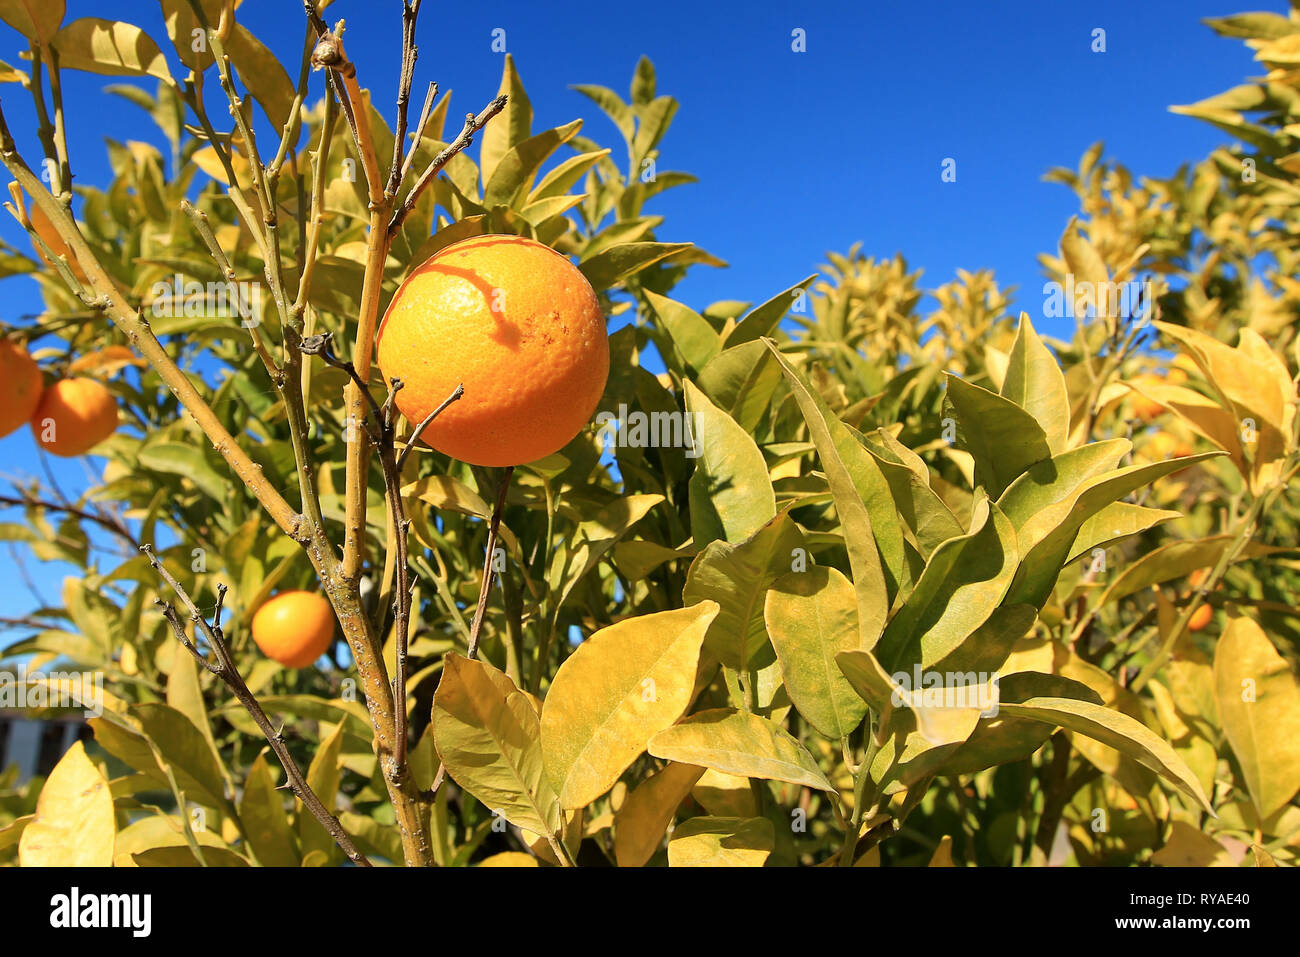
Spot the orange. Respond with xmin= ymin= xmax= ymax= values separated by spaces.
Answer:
xmin=29 ymin=377 xmax=118 ymax=456
xmin=251 ymin=591 xmax=336 ymax=668
xmin=1142 ymin=430 xmax=1193 ymax=460
xmin=1187 ymin=604 xmax=1214 ymax=632
xmin=376 ymin=235 xmax=609 ymax=467
xmin=0 ymin=339 xmax=43 ymax=438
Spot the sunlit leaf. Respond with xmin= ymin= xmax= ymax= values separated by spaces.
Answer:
xmin=1214 ymin=615 xmax=1300 ymax=818
xmin=541 ymin=602 xmax=718 ymax=808
xmin=648 ymin=709 xmax=835 ymax=792
xmin=19 ymin=741 xmax=114 ymax=867
xmin=667 ymin=816 xmax=773 ymax=867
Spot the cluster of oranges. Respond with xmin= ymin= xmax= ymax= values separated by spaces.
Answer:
xmin=0 ymin=339 xmax=119 ymax=456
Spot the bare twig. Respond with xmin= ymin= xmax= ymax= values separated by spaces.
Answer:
xmin=141 ymin=545 xmax=371 ymax=866
xmin=398 ymin=81 xmax=439 ymax=186
xmin=385 ymin=1 xmax=423 ymax=200
xmin=389 ymin=94 xmax=508 ymax=236
xmin=467 ymin=467 xmax=514 ymax=659
xmin=0 ymin=491 xmax=139 ymax=549
xmin=396 ymin=383 xmax=464 ymax=473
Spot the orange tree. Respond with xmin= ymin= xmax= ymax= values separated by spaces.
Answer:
xmin=0 ymin=2 xmax=1298 ymax=867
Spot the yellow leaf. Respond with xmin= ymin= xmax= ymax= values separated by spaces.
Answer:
xmin=667 ymin=816 xmax=773 ymax=867
xmin=477 ymin=852 xmax=540 ymax=867
xmin=648 ymin=709 xmax=836 ymax=792
xmin=613 ymin=761 xmax=704 ymax=867
xmin=432 ymin=654 xmax=562 ymax=836
xmin=692 ymin=768 xmax=757 ymax=817
xmin=19 ymin=741 xmax=115 ymax=867
xmin=1252 ymin=844 xmax=1277 ymax=867
xmin=1151 ymin=821 xmax=1235 ymax=866
xmin=1214 ymin=615 xmax=1300 ymax=818
xmin=929 ymin=834 xmax=956 ymax=866
xmin=67 ymin=345 xmax=146 ymax=377
xmin=52 ymin=18 xmax=172 ymax=84
xmin=540 ymin=601 xmax=718 ymax=809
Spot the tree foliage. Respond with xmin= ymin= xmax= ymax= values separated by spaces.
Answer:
xmin=1 ymin=4 xmax=1298 ymax=867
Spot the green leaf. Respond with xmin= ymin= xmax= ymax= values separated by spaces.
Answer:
xmin=239 ymin=753 xmax=299 ymax=867
xmin=857 ymin=428 xmax=963 ymax=557
xmin=764 ymin=566 xmax=869 ymax=739
xmin=540 ymin=602 xmax=718 ymax=808
xmin=943 ymin=374 xmax=1052 ymax=498
xmin=484 ymin=119 xmax=583 ymax=207
xmin=999 ymin=313 xmax=1070 ymax=453
xmin=580 ymin=241 xmax=694 ymax=291
xmin=1066 ymin=502 xmax=1182 ymax=565
xmin=51 ymin=18 xmax=171 ymax=83
xmin=1004 ymin=452 xmax=1223 ymax=607
xmin=479 ymin=54 xmax=532 ymax=188
xmin=226 ymin=23 xmax=295 ymax=131
xmin=132 ymin=845 xmax=249 ymax=867
xmin=684 ymin=379 xmax=775 ymax=548
xmin=528 ymin=148 xmax=611 ymax=203
xmin=91 ymin=703 xmax=230 ymax=812
xmin=695 ymin=340 xmax=783 ymax=433
xmin=939 ymin=672 xmax=1102 ymax=777
xmin=432 ymin=654 xmax=562 ymax=835
xmin=667 ymin=816 xmax=774 ymax=867
xmin=571 ymin=83 xmax=634 ymax=143
xmin=297 ymin=721 xmax=345 ymax=861
xmin=138 ymin=441 xmax=227 ymax=501
xmin=1203 ymin=12 xmax=1299 ymax=39
xmin=645 ymin=289 xmax=720 ymax=372
xmin=726 ymin=275 xmax=817 ymax=346
xmin=1214 ymin=615 xmax=1300 ymax=818
xmin=1095 ymin=535 xmax=1236 ymax=609
xmin=766 ymin=341 xmax=895 ymax=636
xmin=997 ymin=439 xmax=1129 ymax=529
xmin=997 ymin=696 xmax=1213 ymax=813
xmin=648 ymin=709 xmax=835 ymax=792
xmin=630 ymin=56 xmax=656 ymax=106
xmin=873 ymin=494 xmax=1019 ymax=673
xmin=683 ymin=509 xmax=802 ymax=670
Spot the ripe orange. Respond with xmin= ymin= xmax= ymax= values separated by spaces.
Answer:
xmin=1187 ymin=603 xmax=1214 ymax=632
xmin=251 ymin=591 xmax=336 ymax=668
xmin=29 ymin=377 xmax=118 ymax=456
xmin=0 ymin=339 xmax=43 ymax=439
xmin=376 ymin=235 xmax=609 ymax=467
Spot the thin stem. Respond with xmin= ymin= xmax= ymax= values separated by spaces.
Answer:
xmin=389 ymin=94 xmax=508 ymax=236
xmin=467 ymin=467 xmax=514 ymax=660
xmin=142 ymin=547 xmax=371 ymax=866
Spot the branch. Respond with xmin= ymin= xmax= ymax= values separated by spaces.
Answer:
xmin=302 ymin=333 xmax=462 ymax=768
xmin=0 ymin=491 xmax=138 ymax=549
xmin=385 ymin=1 xmax=423 ymax=200
xmin=396 ymin=383 xmax=463 ymax=473
xmin=141 ymin=545 xmax=371 ymax=867
xmin=0 ymin=103 xmax=307 ymax=543
xmin=389 ymin=93 xmax=508 ymax=236
xmin=309 ymin=18 xmax=383 ymax=205
xmin=397 ymin=81 xmax=438 ymax=187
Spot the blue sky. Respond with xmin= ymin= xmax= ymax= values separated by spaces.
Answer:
xmin=0 ymin=0 xmax=1270 ymax=620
